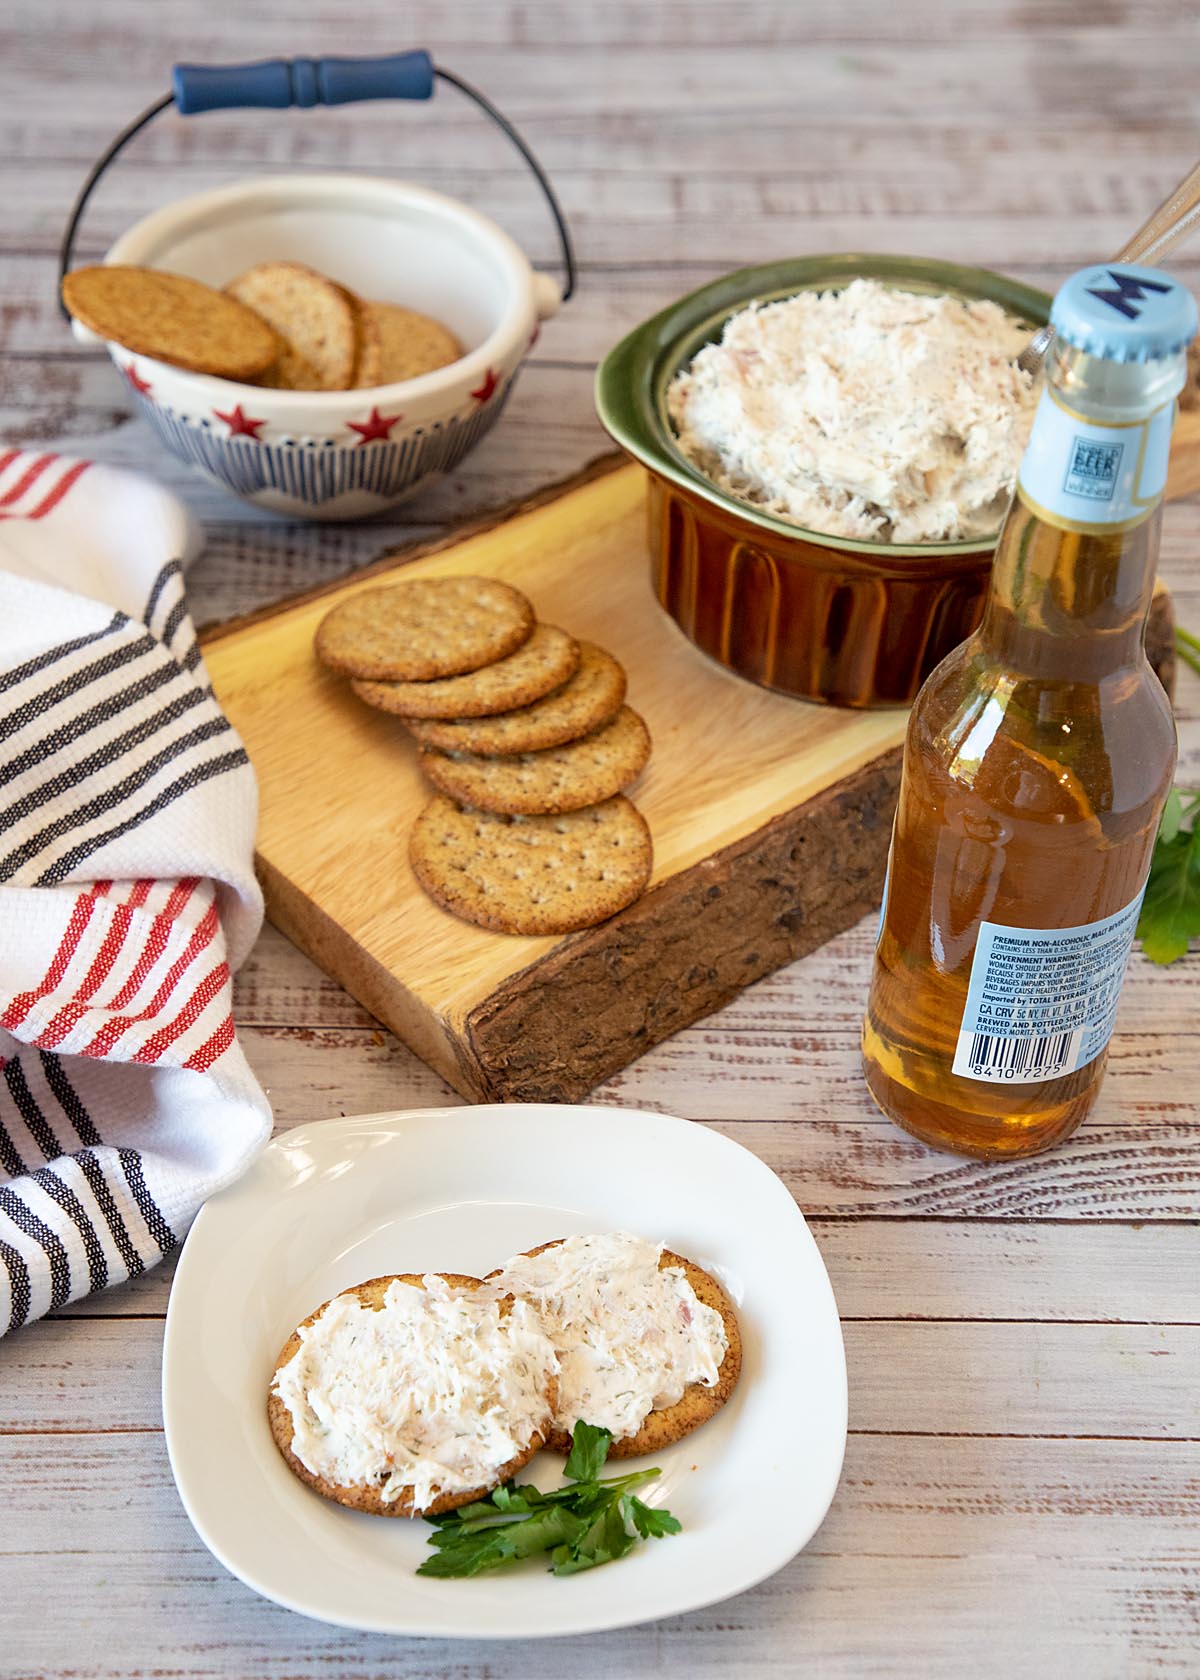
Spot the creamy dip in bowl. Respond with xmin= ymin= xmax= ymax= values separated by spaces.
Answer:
xmin=666 ymin=279 xmax=1037 ymax=545
xmin=596 ymin=254 xmax=1050 ymax=707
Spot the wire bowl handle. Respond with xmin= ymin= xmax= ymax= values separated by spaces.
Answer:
xmin=58 ymin=51 xmax=577 ymax=316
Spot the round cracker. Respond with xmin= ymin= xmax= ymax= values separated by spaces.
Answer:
xmin=410 ymin=794 xmax=653 ymax=935
xmin=500 ymin=1243 xmax=742 ymax=1459
xmin=316 ymin=577 xmax=535 ymax=682
xmin=351 ymin=295 xmax=384 ymax=388
xmin=364 ymin=301 xmax=463 ymax=383
xmin=256 ymin=342 xmax=322 ymax=390
xmin=226 ymin=262 xmax=358 ymax=391
xmin=406 ymin=642 xmax=626 ymax=755
xmin=420 ymin=706 xmax=651 ymax=815
xmin=267 ymin=1271 xmax=556 ymax=1518
xmin=61 ymin=265 xmax=282 ymax=379
xmin=352 ymin=623 xmax=580 ymax=719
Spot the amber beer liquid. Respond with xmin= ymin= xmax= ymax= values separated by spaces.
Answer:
xmin=862 ymin=265 xmax=1197 ymax=1158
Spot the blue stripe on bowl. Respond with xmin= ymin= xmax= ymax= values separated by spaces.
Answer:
xmin=135 ymin=388 xmax=513 ymax=507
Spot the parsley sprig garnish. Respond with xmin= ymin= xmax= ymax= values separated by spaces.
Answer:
xmin=1134 ymin=627 xmax=1200 ymax=965
xmin=1138 ymin=784 xmax=1200 ymax=964
xmin=416 ymin=1420 xmax=681 ymax=1578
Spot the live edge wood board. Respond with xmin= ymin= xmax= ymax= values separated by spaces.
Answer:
xmin=202 ymin=457 xmax=1176 ymax=1103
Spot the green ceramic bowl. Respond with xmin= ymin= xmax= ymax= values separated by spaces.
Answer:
xmin=595 ymin=254 xmax=1051 ymax=707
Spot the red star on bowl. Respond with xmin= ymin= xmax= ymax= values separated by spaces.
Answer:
xmin=347 ymin=406 xmax=403 ymax=445
xmin=123 ymin=362 xmax=153 ymax=397
xmin=213 ymin=404 xmax=266 ymax=440
xmin=470 ymin=367 xmax=500 ymax=405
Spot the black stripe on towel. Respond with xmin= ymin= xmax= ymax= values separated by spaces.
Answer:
xmin=143 ymin=559 xmax=184 ymax=630
xmin=3 ymin=1058 xmax=60 ymax=1160
xmin=0 ymin=1184 xmax=71 ymax=1308
xmin=74 ymin=1150 xmax=144 ymax=1278
xmin=31 ymin=1166 xmax=107 ymax=1293
xmin=40 ymin=1056 xmax=144 ymax=1279
xmin=117 ymin=1149 xmax=176 ymax=1256
xmin=0 ymin=612 xmax=127 ymax=700
xmin=160 ymin=594 xmax=189 ymax=650
xmin=36 ymin=747 xmax=249 ymax=887
xmin=39 ymin=1051 xmax=100 ymax=1146
xmin=0 ymin=1117 xmax=26 ymax=1179
xmin=0 ymin=685 xmax=207 ymax=830
xmin=0 ymin=658 xmax=187 ymax=795
xmin=0 ymin=1239 xmax=31 ymax=1333
xmin=0 ymin=632 xmax=158 ymax=748
xmin=1 ymin=717 xmax=234 ymax=881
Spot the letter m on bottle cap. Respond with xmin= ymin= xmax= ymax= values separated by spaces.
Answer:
xmin=1052 ymin=263 xmax=1197 ymax=359
xmin=1085 ymin=269 xmax=1173 ymax=321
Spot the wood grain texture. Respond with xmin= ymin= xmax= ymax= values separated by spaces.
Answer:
xmin=204 ymin=462 xmax=916 ymax=1099
xmin=4 ymin=0 xmax=1200 ymax=1673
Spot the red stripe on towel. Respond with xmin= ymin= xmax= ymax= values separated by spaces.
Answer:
xmin=131 ymin=959 xmax=230 ymax=1064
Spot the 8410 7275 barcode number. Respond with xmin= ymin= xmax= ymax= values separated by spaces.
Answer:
xmin=965 ymin=1029 xmax=1081 ymax=1081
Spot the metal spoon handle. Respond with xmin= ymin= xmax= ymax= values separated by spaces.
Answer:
xmin=1114 ymin=158 xmax=1200 ymax=266
xmin=1017 ymin=156 xmax=1200 ymax=375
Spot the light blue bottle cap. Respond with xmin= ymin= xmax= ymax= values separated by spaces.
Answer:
xmin=1051 ymin=263 xmax=1198 ymax=362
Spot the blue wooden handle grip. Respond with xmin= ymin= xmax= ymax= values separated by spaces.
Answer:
xmin=172 ymin=52 xmax=435 ymax=114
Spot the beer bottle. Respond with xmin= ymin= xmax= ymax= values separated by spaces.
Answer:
xmin=861 ymin=263 xmax=1197 ymax=1158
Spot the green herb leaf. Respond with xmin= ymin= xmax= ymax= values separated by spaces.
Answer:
xmin=1158 ymin=787 xmax=1184 ymax=846
xmin=629 ymin=1495 xmax=683 ymax=1538
xmin=563 ymin=1420 xmax=613 ymax=1482
xmin=491 ymin=1482 xmax=545 ymax=1514
xmin=417 ymin=1422 xmax=680 ymax=1579
xmin=1176 ymin=625 xmax=1200 ymax=680
xmin=1138 ymin=814 xmax=1200 ymax=964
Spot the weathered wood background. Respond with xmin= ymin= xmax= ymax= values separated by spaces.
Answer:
xmin=3 ymin=2 xmax=1199 ymax=1676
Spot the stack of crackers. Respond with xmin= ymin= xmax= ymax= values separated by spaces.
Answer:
xmin=61 ymin=261 xmax=461 ymax=390
xmin=315 ymin=578 xmax=654 ymax=935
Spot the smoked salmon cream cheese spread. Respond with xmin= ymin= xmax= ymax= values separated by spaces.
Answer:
xmin=271 ymin=1276 xmax=557 ymax=1512
xmin=488 ymin=1232 xmax=728 ymax=1440
xmin=667 ymin=278 xmax=1038 ymax=544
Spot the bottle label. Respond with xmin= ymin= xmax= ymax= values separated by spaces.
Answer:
xmin=951 ymin=887 xmax=1146 ymax=1084
xmin=1016 ymin=386 xmax=1174 ymax=535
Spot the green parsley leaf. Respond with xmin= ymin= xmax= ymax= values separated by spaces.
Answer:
xmin=563 ymin=1419 xmax=612 ymax=1482
xmin=1138 ymin=793 xmax=1200 ymax=965
xmin=629 ymin=1494 xmax=683 ymax=1538
xmin=1158 ymin=787 xmax=1185 ymax=846
xmin=1176 ymin=625 xmax=1200 ymax=681
xmin=415 ymin=1420 xmax=681 ymax=1580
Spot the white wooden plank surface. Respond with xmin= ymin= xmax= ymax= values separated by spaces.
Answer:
xmin=3 ymin=0 xmax=1200 ymax=1675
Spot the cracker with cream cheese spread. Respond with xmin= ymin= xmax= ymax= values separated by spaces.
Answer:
xmin=488 ymin=1238 xmax=742 ymax=1459
xmin=267 ymin=1272 xmax=558 ymax=1518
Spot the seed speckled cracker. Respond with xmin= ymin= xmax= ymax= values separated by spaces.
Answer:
xmin=226 ymin=261 xmax=358 ymax=391
xmin=351 ymin=622 xmax=580 ymax=719
xmin=410 ymin=795 xmax=653 ymax=935
xmin=267 ymin=1272 xmax=556 ymax=1517
xmin=316 ymin=577 xmax=535 ymax=682
xmin=503 ymin=1242 xmax=743 ymax=1459
xmin=365 ymin=301 xmax=463 ymax=383
xmin=60 ymin=266 xmax=283 ymax=380
xmin=405 ymin=642 xmax=626 ymax=755
xmin=420 ymin=706 xmax=651 ymax=815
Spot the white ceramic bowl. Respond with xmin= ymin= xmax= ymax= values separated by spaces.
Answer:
xmin=77 ymin=173 xmax=562 ymax=520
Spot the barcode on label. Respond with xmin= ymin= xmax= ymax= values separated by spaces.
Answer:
xmin=966 ymin=1030 xmax=1077 ymax=1080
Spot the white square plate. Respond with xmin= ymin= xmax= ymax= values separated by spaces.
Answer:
xmin=162 ymin=1104 xmax=847 ymax=1637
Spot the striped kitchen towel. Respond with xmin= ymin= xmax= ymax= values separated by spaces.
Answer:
xmin=0 ymin=447 xmax=271 ymax=1335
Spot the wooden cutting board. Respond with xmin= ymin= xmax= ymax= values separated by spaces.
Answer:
xmin=202 ymin=455 xmax=1180 ymax=1103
